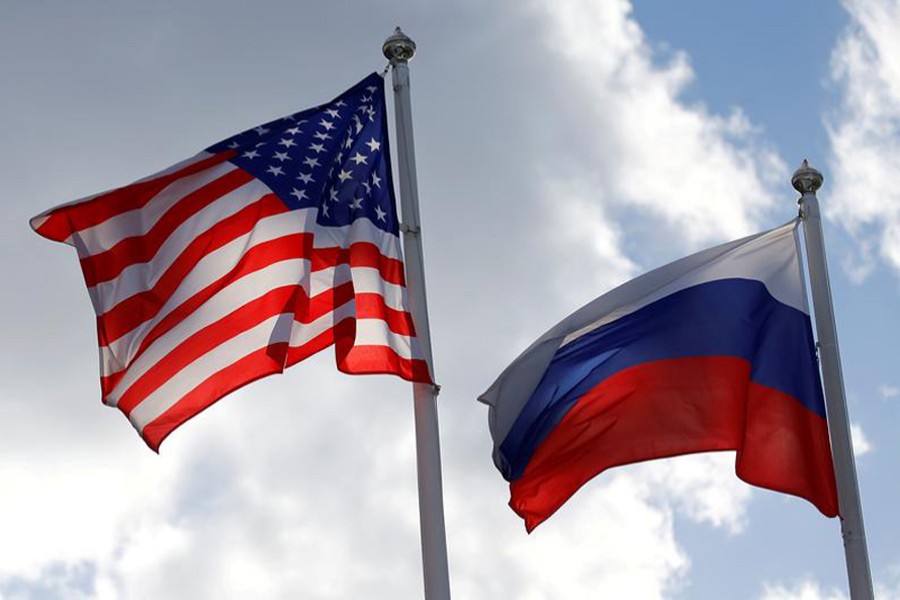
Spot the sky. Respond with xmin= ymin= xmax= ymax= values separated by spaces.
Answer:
xmin=1 ymin=1 xmax=899 ymax=598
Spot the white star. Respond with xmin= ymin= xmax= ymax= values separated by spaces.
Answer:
xmin=362 ymin=181 xmax=371 ymax=194
xmin=344 ymin=136 xmax=353 ymax=149
xmin=303 ymin=157 xmax=320 ymax=169
xmin=336 ymin=100 xmax=347 ymax=107
xmin=273 ymin=151 xmax=290 ymax=161
xmin=267 ymin=165 xmax=284 ymax=176
xmin=374 ymin=205 xmax=387 ymax=221
xmin=325 ymin=108 xmax=340 ymax=118
xmin=290 ymin=188 xmax=308 ymax=201
xmin=350 ymin=196 xmax=364 ymax=210
xmin=297 ymin=172 xmax=314 ymax=184
xmin=365 ymin=138 xmax=381 ymax=152
xmin=227 ymin=141 xmax=241 ymax=149
xmin=278 ymin=138 xmax=296 ymax=148
xmin=314 ymin=132 xmax=331 ymax=141
xmin=309 ymin=143 xmax=326 ymax=154
xmin=362 ymin=95 xmax=373 ymax=103
xmin=242 ymin=149 xmax=260 ymax=159
xmin=322 ymin=203 xmax=330 ymax=217
xmin=338 ymin=169 xmax=353 ymax=183
xmin=254 ymin=126 xmax=270 ymax=135
xmin=286 ymin=127 xmax=302 ymax=135
xmin=330 ymin=188 xmax=340 ymax=202
xmin=352 ymin=115 xmax=364 ymax=134
xmin=366 ymin=107 xmax=376 ymax=122
xmin=319 ymin=119 xmax=335 ymax=131
xmin=350 ymin=152 xmax=367 ymax=165
xmin=366 ymin=85 xmax=377 ymax=93
xmin=371 ymin=173 xmax=381 ymax=188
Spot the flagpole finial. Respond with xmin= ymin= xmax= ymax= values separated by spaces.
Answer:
xmin=792 ymin=159 xmax=824 ymax=196
xmin=383 ymin=26 xmax=416 ymax=64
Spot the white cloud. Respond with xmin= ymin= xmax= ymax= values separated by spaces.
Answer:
xmin=0 ymin=1 xmax=802 ymax=598
xmin=0 ymin=442 xmax=175 ymax=584
xmin=540 ymin=178 xmax=639 ymax=306
xmin=850 ymin=422 xmax=872 ymax=457
xmin=827 ymin=0 xmax=900 ymax=279
xmin=532 ymin=0 xmax=787 ymax=253
xmin=760 ymin=579 xmax=848 ymax=600
xmin=634 ymin=453 xmax=752 ymax=534
xmin=761 ymin=575 xmax=900 ymax=600
xmin=879 ymin=384 xmax=899 ymax=399
xmin=500 ymin=474 xmax=690 ymax=600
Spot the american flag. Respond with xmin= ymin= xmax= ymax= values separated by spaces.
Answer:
xmin=31 ymin=73 xmax=432 ymax=451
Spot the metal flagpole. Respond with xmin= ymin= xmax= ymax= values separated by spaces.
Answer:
xmin=382 ymin=27 xmax=452 ymax=600
xmin=793 ymin=160 xmax=874 ymax=600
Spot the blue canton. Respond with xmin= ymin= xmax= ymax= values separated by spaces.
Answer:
xmin=206 ymin=73 xmax=399 ymax=235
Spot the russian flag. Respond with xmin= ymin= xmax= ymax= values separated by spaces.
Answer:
xmin=479 ymin=221 xmax=839 ymax=532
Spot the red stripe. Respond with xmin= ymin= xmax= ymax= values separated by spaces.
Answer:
xmin=99 ymin=233 xmax=313 ymax=396
xmin=114 ymin=277 xmax=393 ymax=412
xmin=283 ymin=321 xmax=342 ymax=366
xmin=140 ymin=342 xmax=290 ymax=452
xmin=100 ymin=262 xmax=412 ymax=399
xmin=293 ymin=281 xmax=355 ymax=324
xmin=34 ymin=152 xmax=235 ymax=242
xmin=355 ymin=293 xmax=417 ymax=336
xmin=96 ymin=194 xmax=290 ymax=345
xmin=314 ymin=242 xmax=407 ymax=286
xmin=80 ymin=169 xmax=254 ymax=286
xmin=118 ymin=285 xmax=300 ymax=415
xmin=329 ymin=318 xmax=433 ymax=384
xmin=509 ymin=356 xmax=837 ymax=532
xmin=101 ymin=370 xmax=126 ymax=402
xmin=138 ymin=310 xmax=431 ymax=451
xmin=737 ymin=381 xmax=839 ymax=517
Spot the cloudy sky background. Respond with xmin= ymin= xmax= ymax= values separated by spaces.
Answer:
xmin=2 ymin=1 xmax=899 ymax=598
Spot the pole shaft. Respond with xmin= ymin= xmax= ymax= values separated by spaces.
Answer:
xmin=388 ymin=48 xmax=452 ymax=600
xmin=799 ymin=188 xmax=874 ymax=600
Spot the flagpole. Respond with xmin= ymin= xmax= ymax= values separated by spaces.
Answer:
xmin=382 ymin=27 xmax=452 ymax=600
xmin=793 ymin=160 xmax=874 ymax=600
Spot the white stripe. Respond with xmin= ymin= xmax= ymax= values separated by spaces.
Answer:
xmin=88 ymin=178 xmax=276 ymax=312
xmin=353 ymin=318 xmax=417 ymax=360
xmin=101 ymin=262 xmax=409 ymax=384
xmin=74 ymin=162 xmax=239 ymax=257
xmin=287 ymin=301 xmax=354 ymax=349
xmin=91 ymin=206 xmax=402 ymax=315
xmin=105 ymin=260 xmax=307 ymax=400
xmin=125 ymin=297 xmax=416 ymax=428
xmin=91 ymin=205 xmax=305 ymax=316
xmin=285 ymin=302 xmax=419 ymax=361
xmin=348 ymin=265 xmax=409 ymax=309
xmin=559 ymin=221 xmax=805 ymax=347
xmin=31 ymin=152 xmax=217 ymax=247
xmin=312 ymin=216 xmax=405 ymax=260
xmin=128 ymin=313 xmax=294 ymax=432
